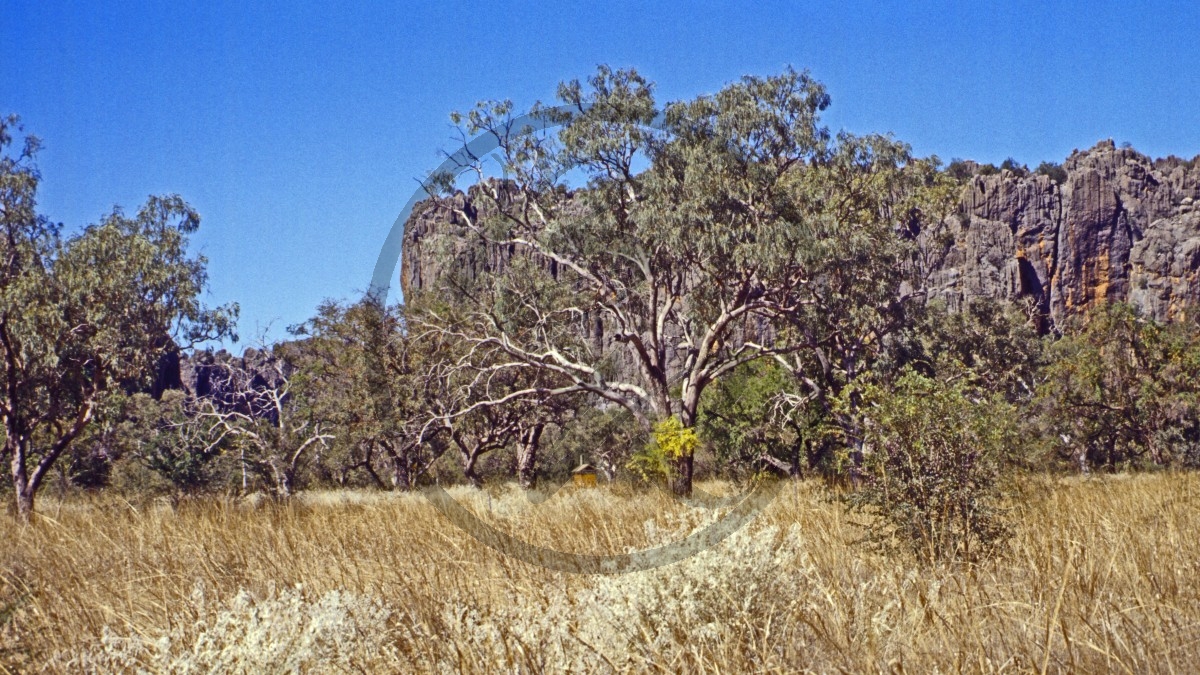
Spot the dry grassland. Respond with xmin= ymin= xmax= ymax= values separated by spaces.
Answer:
xmin=1 ymin=474 xmax=1198 ymax=672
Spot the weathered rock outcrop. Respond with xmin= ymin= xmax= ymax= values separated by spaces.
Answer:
xmin=399 ymin=190 xmax=479 ymax=296
xmin=926 ymin=141 xmax=1200 ymax=326
xmin=400 ymin=183 xmax=560 ymax=301
xmin=179 ymin=348 xmax=284 ymax=401
xmin=151 ymin=347 xmax=288 ymax=414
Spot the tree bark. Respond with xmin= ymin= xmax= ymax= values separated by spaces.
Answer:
xmin=9 ymin=401 xmax=95 ymax=520
xmin=390 ymin=456 xmax=413 ymax=490
xmin=383 ymin=441 xmax=414 ymax=491
xmin=14 ymin=489 xmax=33 ymax=522
xmin=672 ymin=405 xmax=699 ymax=496
xmin=12 ymin=465 xmax=40 ymax=523
xmin=355 ymin=444 xmax=387 ymax=489
xmin=276 ymin=467 xmax=294 ymax=498
xmin=516 ymin=424 xmax=543 ymax=490
xmin=10 ymin=437 xmax=36 ymax=523
xmin=462 ymin=452 xmax=483 ymax=489
xmin=672 ymin=452 xmax=694 ymax=497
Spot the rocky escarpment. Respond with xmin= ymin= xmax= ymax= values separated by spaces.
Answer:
xmin=925 ymin=141 xmax=1200 ymax=325
xmin=179 ymin=348 xmax=285 ymax=401
xmin=401 ymin=141 xmax=1200 ymax=328
xmin=399 ymin=184 xmax=561 ymax=301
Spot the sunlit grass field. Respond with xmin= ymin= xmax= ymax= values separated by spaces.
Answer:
xmin=2 ymin=474 xmax=1199 ymax=672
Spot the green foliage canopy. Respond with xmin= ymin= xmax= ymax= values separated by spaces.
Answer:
xmin=1038 ymin=303 xmax=1200 ymax=470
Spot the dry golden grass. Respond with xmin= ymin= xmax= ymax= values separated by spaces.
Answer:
xmin=1 ymin=473 xmax=1198 ymax=673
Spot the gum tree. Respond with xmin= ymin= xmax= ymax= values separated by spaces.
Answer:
xmin=416 ymin=300 xmax=579 ymax=488
xmin=425 ymin=67 xmax=943 ymax=495
xmin=0 ymin=116 xmax=235 ymax=519
xmin=196 ymin=353 xmax=333 ymax=497
xmin=286 ymin=298 xmax=449 ymax=490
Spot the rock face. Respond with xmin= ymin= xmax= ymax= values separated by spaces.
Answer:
xmin=179 ymin=348 xmax=285 ymax=401
xmin=399 ymin=190 xmax=479 ymax=297
xmin=151 ymin=347 xmax=288 ymax=413
xmin=925 ymin=141 xmax=1200 ymax=326
xmin=402 ymin=141 xmax=1200 ymax=328
xmin=399 ymin=183 xmax=556 ymax=300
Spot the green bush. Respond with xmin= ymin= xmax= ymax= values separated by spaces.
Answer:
xmin=1035 ymin=161 xmax=1068 ymax=184
xmin=844 ymin=370 xmax=1016 ymax=563
xmin=945 ymin=159 xmax=973 ymax=182
xmin=1038 ymin=303 xmax=1200 ymax=471
xmin=698 ymin=359 xmax=811 ymax=479
xmin=999 ymin=157 xmax=1028 ymax=176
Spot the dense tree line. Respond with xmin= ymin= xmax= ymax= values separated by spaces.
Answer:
xmin=43 ymin=290 xmax=1200 ymax=557
xmin=0 ymin=115 xmax=235 ymax=519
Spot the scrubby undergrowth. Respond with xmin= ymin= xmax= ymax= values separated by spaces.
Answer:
xmin=2 ymin=475 xmax=1199 ymax=672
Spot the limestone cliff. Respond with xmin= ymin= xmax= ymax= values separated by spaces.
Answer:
xmin=926 ymin=141 xmax=1200 ymax=325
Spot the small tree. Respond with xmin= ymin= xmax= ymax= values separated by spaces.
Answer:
xmin=698 ymin=359 xmax=810 ymax=478
xmin=999 ymin=157 xmax=1028 ymax=176
xmin=845 ymin=369 xmax=1016 ymax=563
xmin=0 ymin=116 xmax=235 ymax=520
xmin=886 ymin=299 xmax=1047 ymax=405
xmin=945 ymin=159 xmax=973 ymax=182
xmin=420 ymin=335 xmax=570 ymax=489
xmin=127 ymin=391 xmax=232 ymax=495
xmin=412 ymin=285 xmax=585 ymax=490
xmin=628 ymin=416 xmax=698 ymax=484
xmin=1035 ymin=161 xmax=1068 ymax=184
xmin=287 ymin=299 xmax=448 ymax=490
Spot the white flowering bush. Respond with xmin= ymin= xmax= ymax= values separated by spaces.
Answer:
xmin=64 ymin=585 xmax=399 ymax=673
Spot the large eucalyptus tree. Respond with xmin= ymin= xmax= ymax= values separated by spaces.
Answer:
xmin=422 ymin=68 xmax=946 ymax=494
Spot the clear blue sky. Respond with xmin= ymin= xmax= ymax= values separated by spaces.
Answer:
xmin=5 ymin=1 xmax=1200 ymax=348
